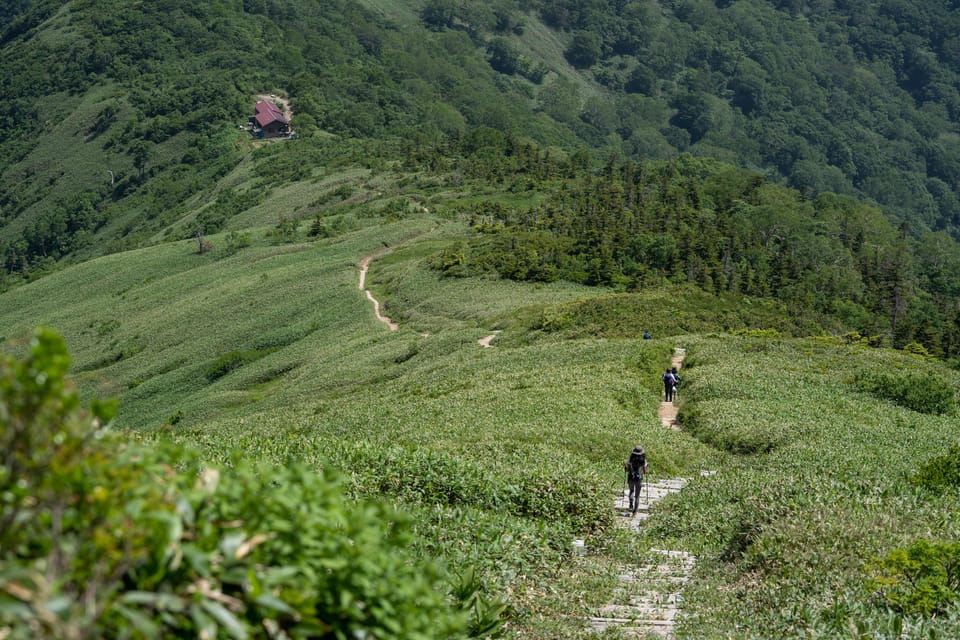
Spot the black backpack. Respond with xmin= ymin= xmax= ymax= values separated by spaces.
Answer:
xmin=626 ymin=450 xmax=645 ymax=481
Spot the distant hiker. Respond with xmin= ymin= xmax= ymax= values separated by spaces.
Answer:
xmin=624 ymin=445 xmax=648 ymax=515
xmin=643 ymin=329 xmax=652 ymax=340
xmin=671 ymin=366 xmax=681 ymax=397
xmin=663 ymin=368 xmax=677 ymax=402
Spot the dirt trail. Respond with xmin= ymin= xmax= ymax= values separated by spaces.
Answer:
xmin=358 ymin=253 xmax=501 ymax=342
xmin=659 ymin=348 xmax=685 ymax=429
xmin=478 ymin=332 xmax=500 ymax=347
xmin=588 ymin=347 xmax=703 ymax=639
xmin=358 ymin=255 xmax=398 ymax=331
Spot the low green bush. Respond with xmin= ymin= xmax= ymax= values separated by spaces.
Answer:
xmin=911 ymin=445 xmax=960 ymax=491
xmin=854 ymin=369 xmax=956 ymax=415
xmin=680 ymin=405 xmax=783 ymax=455
xmin=0 ymin=328 xmax=489 ymax=639
xmin=340 ymin=443 xmax=609 ymax=534
xmin=869 ymin=539 xmax=960 ymax=615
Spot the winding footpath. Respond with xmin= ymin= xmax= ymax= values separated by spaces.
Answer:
xmin=588 ymin=347 xmax=706 ymax=639
xmin=359 ymin=252 xmax=503 ymax=344
xmin=358 ymin=255 xmax=398 ymax=331
xmin=658 ymin=348 xmax=685 ymax=429
xmin=356 ymin=259 xmax=699 ymax=635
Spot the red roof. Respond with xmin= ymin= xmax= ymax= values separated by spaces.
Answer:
xmin=254 ymin=100 xmax=287 ymax=127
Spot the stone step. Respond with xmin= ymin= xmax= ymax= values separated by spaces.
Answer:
xmin=587 ymin=616 xmax=674 ymax=637
xmin=588 ymin=615 xmax=676 ymax=628
xmin=631 ymin=564 xmax=695 ymax=579
xmin=596 ymin=603 xmax=680 ymax=621
xmin=634 ymin=571 xmax=693 ymax=584
xmin=628 ymin=591 xmax=684 ymax=606
xmin=651 ymin=548 xmax=697 ymax=559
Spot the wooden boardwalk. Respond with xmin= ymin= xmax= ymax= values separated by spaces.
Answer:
xmin=586 ymin=347 xmax=712 ymax=638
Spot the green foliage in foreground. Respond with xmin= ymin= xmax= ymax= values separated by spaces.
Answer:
xmin=340 ymin=442 xmax=608 ymax=534
xmin=0 ymin=328 xmax=497 ymax=639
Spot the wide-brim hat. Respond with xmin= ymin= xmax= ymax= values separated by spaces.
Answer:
xmin=632 ymin=446 xmax=644 ymax=455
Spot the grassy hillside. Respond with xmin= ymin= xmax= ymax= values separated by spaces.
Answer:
xmin=654 ymin=336 xmax=960 ymax=638
xmin=4 ymin=151 xmax=960 ymax=636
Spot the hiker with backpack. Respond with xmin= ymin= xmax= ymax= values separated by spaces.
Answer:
xmin=624 ymin=445 xmax=648 ymax=515
xmin=662 ymin=368 xmax=677 ymax=402
xmin=671 ymin=366 xmax=681 ymax=398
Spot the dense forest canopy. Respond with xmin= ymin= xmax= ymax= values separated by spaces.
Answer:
xmin=415 ymin=136 xmax=960 ymax=356
xmin=522 ymin=0 xmax=960 ymax=233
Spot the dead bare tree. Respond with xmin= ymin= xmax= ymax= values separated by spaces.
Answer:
xmin=195 ymin=228 xmax=213 ymax=255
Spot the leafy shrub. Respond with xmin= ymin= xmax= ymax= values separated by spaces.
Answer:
xmin=680 ymin=405 xmax=783 ymax=455
xmin=854 ymin=370 xmax=956 ymax=415
xmin=252 ymin=326 xmax=313 ymax=351
xmin=394 ymin=340 xmax=420 ymax=364
xmin=269 ymin=214 xmax=299 ymax=243
xmin=869 ymin=539 xmax=960 ymax=615
xmin=911 ymin=445 xmax=960 ymax=491
xmin=307 ymin=215 xmax=329 ymax=238
xmin=341 ymin=443 xmax=609 ymax=533
xmin=902 ymin=342 xmax=930 ymax=357
xmin=719 ymin=492 xmax=793 ymax=563
xmin=429 ymin=242 xmax=471 ymax=278
xmin=333 ymin=184 xmax=355 ymax=199
xmin=0 ymin=328 xmax=479 ymax=639
xmin=732 ymin=328 xmax=782 ymax=338
xmin=221 ymin=230 xmax=251 ymax=256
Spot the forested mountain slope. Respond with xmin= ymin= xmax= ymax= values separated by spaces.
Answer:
xmin=4 ymin=1 xmax=960 ymax=275
xmin=3 ymin=0 xmax=960 ymax=355
xmin=519 ymin=0 xmax=960 ymax=232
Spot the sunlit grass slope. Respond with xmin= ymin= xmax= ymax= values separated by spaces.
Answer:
xmin=4 ymin=165 xmax=960 ymax=637
xmin=647 ymin=335 xmax=960 ymax=638
xmin=0 ymin=202 xmax=723 ymax=637
xmin=0 ymin=216 xmax=436 ymax=428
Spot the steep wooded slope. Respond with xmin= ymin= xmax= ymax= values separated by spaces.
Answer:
xmin=3 ymin=1 xmax=960 ymax=358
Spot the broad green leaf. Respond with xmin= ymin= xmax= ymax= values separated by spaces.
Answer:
xmin=201 ymin=600 xmax=248 ymax=640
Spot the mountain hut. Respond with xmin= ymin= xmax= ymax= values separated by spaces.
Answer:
xmin=252 ymin=100 xmax=290 ymax=138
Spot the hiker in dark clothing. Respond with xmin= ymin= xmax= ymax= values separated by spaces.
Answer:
xmin=624 ymin=445 xmax=648 ymax=515
xmin=671 ymin=366 xmax=681 ymax=398
xmin=643 ymin=329 xmax=652 ymax=340
xmin=663 ymin=368 xmax=677 ymax=402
